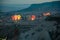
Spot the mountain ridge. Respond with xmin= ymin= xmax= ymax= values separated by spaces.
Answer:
xmin=18 ymin=1 xmax=60 ymax=13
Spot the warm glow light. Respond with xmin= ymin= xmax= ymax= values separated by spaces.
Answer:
xmin=31 ymin=15 xmax=36 ymax=21
xmin=11 ymin=15 xmax=21 ymax=21
xmin=43 ymin=12 xmax=51 ymax=16
xmin=17 ymin=15 xmax=21 ymax=20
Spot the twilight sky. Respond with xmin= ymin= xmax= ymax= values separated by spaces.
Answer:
xmin=1 ymin=0 xmax=58 ymax=4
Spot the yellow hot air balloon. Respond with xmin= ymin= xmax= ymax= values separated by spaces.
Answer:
xmin=17 ymin=15 xmax=21 ymax=20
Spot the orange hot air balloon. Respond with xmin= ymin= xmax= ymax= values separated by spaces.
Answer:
xmin=31 ymin=15 xmax=36 ymax=21
xmin=11 ymin=15 xmax=21 ymax=21
xmin=43 ymin=12 xmax=51 ymax=16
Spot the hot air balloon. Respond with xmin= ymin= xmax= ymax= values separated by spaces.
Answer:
xmin=11 ymin=15 xmax=21 ymax=22
xmin=31 ymin=15 xmax=36 ymax=21
xmin=43 ymin=12 xmax=51 ymax=16
xmin=27 ymin=15 xmax=36 ymax=21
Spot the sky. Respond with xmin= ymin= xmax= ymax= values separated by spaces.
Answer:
xmin=1 ymin=0 xmax=58 ymax=4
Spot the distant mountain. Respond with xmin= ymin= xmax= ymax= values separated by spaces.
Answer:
xmin=0 ymin=1 xmax=60 ymax=15
xmin=0 ymin=4 xmax=31 ymax=12
xmin=19 ymin=1 xmax=60 ymax=13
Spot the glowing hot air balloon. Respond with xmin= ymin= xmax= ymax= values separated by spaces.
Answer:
xmin=27 ymin=15 xmax=36 ymax=21
xmin=11 ymin=15 xmax=21 ymax=21
xmin=43 ymin=12 xmax=51 ymax=16
xmin=31 ymin=15 xmax=36 ymax=21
